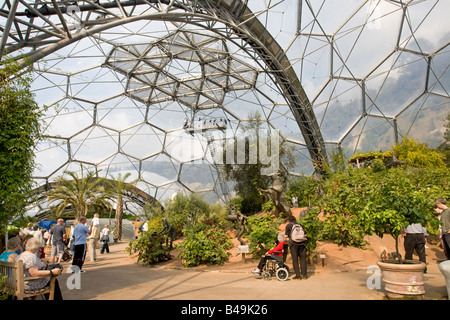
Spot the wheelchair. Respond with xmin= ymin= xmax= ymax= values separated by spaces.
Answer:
xmin=260 ymin=251 xmax=290 ymax=281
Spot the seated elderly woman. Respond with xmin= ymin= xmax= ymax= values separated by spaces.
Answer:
xmin=16 ymin=237 xmax=63 ymax=300
xmin=252 ymin=233 xmax=287 ymax=276
xmin=0 ymin=237 xmax=22 ymax=262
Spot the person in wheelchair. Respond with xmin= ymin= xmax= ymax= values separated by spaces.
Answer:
xmin=252 ymin=233 xmax=287 ymax=276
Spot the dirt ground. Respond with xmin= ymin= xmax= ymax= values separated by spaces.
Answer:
xmin=52 ymin=208 xmax=449 ymax=301
xmin=158 ymin=208 xmax=447 ymax=274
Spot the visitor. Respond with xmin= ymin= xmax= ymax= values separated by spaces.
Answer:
xmin=30 ymin=223 xmax=45 ymax=259
xmin=91 ymin=213 xmax=100 ymax=229
xmin=21 ymin=223 xmax=33 ymax=236
xmin=434 ymin=204 xmax=444 ymax=246
xmin=0 ymin=237 xmax=22 ymax=262
xmin=142 ymin=221 xmax=149 ymax=232
xmin=49 ymin=219 xmax=67 ymax=264
xmin=436 ymin=198 xmax=450 ymax=260
xmin=252 ymin=233 xmax=287 ymax=275
xmin=87 ymin=214 xmax=100 ymax=262
xmin=402 ymin=223 xmax=428 ymax=272
xmin=19 ymin=234 xmax=33 ymax=254
xmin=71 ymin=216 xmax=91 ymax=273
xmin=100 ymin=225 xmax=111 ymax=254
xmin=68 ymin=224 xmax=75 ymax=258
xmin=16 ymin=237 xmax=63 ymax=300
xmin=43 ymin=228 xmax=50 ymax=246
xmin=292 ymin=196 xmax=298 ymax=208
xmin=285 ymin=215 xmax=308 ymax=280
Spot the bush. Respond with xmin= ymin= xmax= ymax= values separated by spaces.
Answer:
xmin=316 ymin=166 xmax=450 ymax=248
xmin=247 ymin=214 xmax=283 ymax=257
xmin=300 ymin=207 xmax=323 ymax=254
xmin=163 ymin=193 xmax=210 ymax=231
xmin=286 ymin=175 xmax=321 ymax=207
xmin=125 ymin=217 xmax=171 ymax=265
xmin=177 ymin=224 xmax=232 ymax=267
xmin=392 ymin=136 xmax=446 ymax=168
xmin=163 ymin=193 xmax=229 ymax=232
xmin=321 ymin=214 xmax=367 ymax=248
xmin=0 ymin=275 xmax=9 ymax=300
xmin=261 ymin=199 xmax=275 ymax=213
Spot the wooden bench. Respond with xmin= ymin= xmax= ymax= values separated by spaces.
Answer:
xmin=0 ymin=260 xmax=56 ymax=300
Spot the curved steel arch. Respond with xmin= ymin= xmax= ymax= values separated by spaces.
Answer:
xmin=1 ymin=0 xmax=327 ymax=172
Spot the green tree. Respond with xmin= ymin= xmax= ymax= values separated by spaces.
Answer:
xmin=286 ymin=175 xmax=321 ymax=208
xmin=222 ymin=111 xmax=295 ymax=214
xmin=107 ymin=172 xmax=137 ymax=240
xmin=45 ymin=167 xmax=112 ymax=220
xmin=393 ymin=136 xmax=446 ymax=168
xmin=315 ymin=165 xmax=448 ymax=257
xmin=163 ymin=193 xmax=210 ymax=232
xmin=436 ymin=113 xmax=450 ymax=167
xmin=0 ymin=59 xmax=44 ymax=227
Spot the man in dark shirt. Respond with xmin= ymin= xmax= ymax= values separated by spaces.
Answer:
xmin=437 ymin=198 xmax=450 ymax=260
xmin=49 ymin=219 xmax=67 ymax=264
xmin=285 ymin=215 xmax=308 ymax=280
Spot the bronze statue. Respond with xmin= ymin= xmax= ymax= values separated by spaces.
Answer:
xmin=161 ymin=219 xmax=176 ymax=250
xmin=386 ymin=153 xmax=408 ymax=168
xmin=259 ymin=173 xmax=292 ymax=218
xmin=226 ymin=205 xmax=251 ymax=246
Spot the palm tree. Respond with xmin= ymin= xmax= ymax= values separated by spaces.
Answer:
xmin=108 ymin=172 xmax=137 ymax=240
xmin=46 ymin=167 xmax=112 ymax=220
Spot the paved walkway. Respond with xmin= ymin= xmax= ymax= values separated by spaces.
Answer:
xmin=56 ymin=241 xmax=448 ymax=301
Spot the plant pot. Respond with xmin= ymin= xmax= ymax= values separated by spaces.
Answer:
xmin=377 ymin=259 xmax=426 ymax=300
xmin=438 ymin=260 xmax=450 ymax=300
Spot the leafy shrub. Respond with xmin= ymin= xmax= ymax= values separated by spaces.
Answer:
xmin=125 ymin=217 xmax=171 ymax=265
xmin=321 ymin=214 xmax=367 ymax=248
xmin=163 ymin=193 xmax=211 ymax=231
xmin=177 ymin=224 xmax=232 ymax=267
xmin=286 ymin=175 xmax=321 ymax=207
xmin=230 ymin=196 xmax=243 ymax=213
xmin=261 ymin=199 xmax=275 ymax=213
xmin=300 ymin=207 xmax=323 ymax=254
xmin=392 ymin=136 xmax=446 ymax=168
xmin=316 ymin=166 xmax=449 ymax=249
xmin=0 ymin=275 xmax=9 ymax=300
xmin=247 ymin=214 xmax=283 ymax=257
xmin=162 ymin=193 xmax=229 ymax=232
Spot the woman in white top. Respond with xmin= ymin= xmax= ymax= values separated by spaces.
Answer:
xmin=100 ymin=225 xmax=110 ymax=254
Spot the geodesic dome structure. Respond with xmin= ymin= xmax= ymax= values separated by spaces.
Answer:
xmin=1 ymin=0 xmax=449 ymax=213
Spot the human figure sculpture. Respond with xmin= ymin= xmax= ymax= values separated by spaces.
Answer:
xmin=386 ymin=153 xmax=408 ymax=168
xmin=161 ymin=219 xmax=176 ymax=250
xmin=226 ymin=206 xmax=251 ymax=246
xmin=260 ymin=173 xmax=292 ymax=218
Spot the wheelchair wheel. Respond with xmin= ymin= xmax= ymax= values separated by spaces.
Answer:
xmin=62 ymin=250 xmax=72 ymax=261
xmin=262 ymin=271 xmax=271 ymax=281
xmin=276 ymin=268 xmax=289 ymax=281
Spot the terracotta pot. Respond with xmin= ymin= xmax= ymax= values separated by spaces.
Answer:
xmin=377 ymin=259 xmax=426 ymax=300
xmin=438 ymin=260 xmax=450 ymax=300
